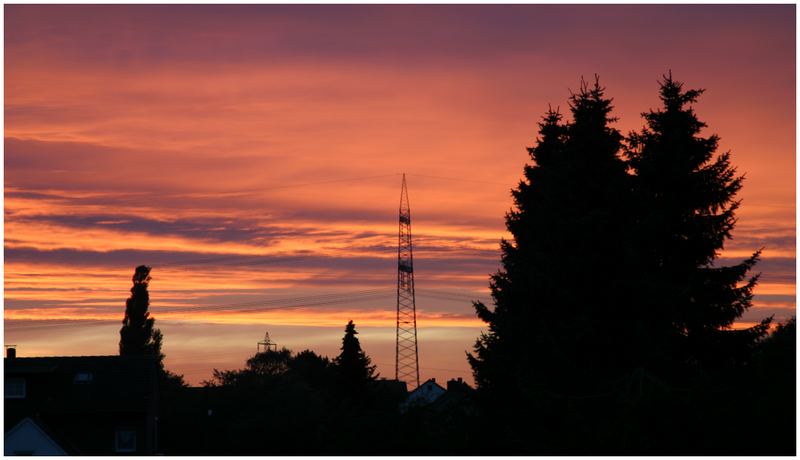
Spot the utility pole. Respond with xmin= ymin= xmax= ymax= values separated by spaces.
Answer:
xmin=395 ymin=174 xmax=420 ymax=388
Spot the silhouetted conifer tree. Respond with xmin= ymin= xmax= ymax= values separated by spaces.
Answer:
xmin=627 ymin=73 xmax=770 ymax=368
xmin=335 ymin=320 xmax=377 ymax=388
xmin=469 ymin=77 xmax=632 ymax=401
xmin=119 ymin=265 xmax=165 ymax=369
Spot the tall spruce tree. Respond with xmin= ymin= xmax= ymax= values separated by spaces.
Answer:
xmin=469 ymin=77 xmax=633 ymax=404
xmin=627 ymin=74 xmax=770 ymax=368
xmin=335 ymin=320 xmax=377 ymax=388
xmin=119 ymin=265 xmax=165 ymax=369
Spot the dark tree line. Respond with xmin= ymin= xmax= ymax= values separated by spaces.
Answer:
xmin=158 ymin=321 xmax=421 ymax=455
xmin=117 ymin=266 xmax=425 ymax=454
xmin=468 ymin=74 xmax=794 ymax=454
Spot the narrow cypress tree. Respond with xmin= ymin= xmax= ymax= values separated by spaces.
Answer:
xmin=335 ymin=320 xmax=377 ymax=388
xmin=120 ymin=265 xmax=165 ymax=368
xmin=627 ymin=74 xmax=770 ymax=368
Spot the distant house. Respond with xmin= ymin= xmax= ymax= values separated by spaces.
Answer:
xmin=401 ymin=377 xmax=447 ymax=412
xmin=4 ymin=351 xmax=159 ymax=455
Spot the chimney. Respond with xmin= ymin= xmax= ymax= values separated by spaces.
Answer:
xmin=6 ymin=347 xmax=16 ymax=359
xmin=447 ymin=377 xmax=467 ymax=391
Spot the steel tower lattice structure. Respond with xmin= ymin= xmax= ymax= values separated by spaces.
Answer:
xmin=395 ymin=174 xmax=420 ymax=388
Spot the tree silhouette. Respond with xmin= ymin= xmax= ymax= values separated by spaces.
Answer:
xmin=743 ymin=316 xmax=796 ymax=455
xmin=119 ymin=265 xmax=165 ymax=368
xmin=627 ymin=73 xmax=770 ymax=368
xmin=466 ymin=74 xmax=783 ymax=454
xmin=335 ymin=320 xmax=377 ymax=389
xmin=244 ymin=347 xmax=293 ymax=378
xmin=469 ymin=77 xmax=632 ymax=403
xmin=290 ymin=349 xmax=334 ymax=385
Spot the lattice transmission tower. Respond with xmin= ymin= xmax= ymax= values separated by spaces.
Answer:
xmin=395 ymin=174 xmax=420 ymax=388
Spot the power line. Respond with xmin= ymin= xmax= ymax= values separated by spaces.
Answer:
xmin=241 ymin=173 xmax=403 ymax=193
xmin=4 ymin=319 xmax=112 ymax=331
xmin=406 ymin=173 xmax=509 ymax=187
xmin=5 ymin=288 xmax=396 ymax=331
xmin=416 ymin=288 xmax=491 ymax=302
xmin=163 ymin=289 xmax=392 ymax=315
xmin=3 ymin=288 xmax=486 ymax=332
xmin=10 ymin=173 xmax=405 ymax=201
xmin=374 ymin=361 xmax=468 ymax=375
xmin=5 ymin=287 xmax=489 ymax=331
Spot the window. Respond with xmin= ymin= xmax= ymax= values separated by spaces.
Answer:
xmin=73 ymin=372 xmax=93 ymax=384
xmin=5 ymin=377 xmax=26 ymax=399
xmin=115 ymin=429 xmax=137 ymax=453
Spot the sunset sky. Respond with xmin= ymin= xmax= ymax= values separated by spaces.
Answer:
xmin=5 ymin=4 xmax=795 ymax=385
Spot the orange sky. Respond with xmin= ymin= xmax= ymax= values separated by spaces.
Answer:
xmin=4 ymin=5 xmax=795 ymax=385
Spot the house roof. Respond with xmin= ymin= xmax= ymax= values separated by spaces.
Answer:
xmin=411 ymin=378 xmax=446 ymax=394
xmin=403 ymin=378 xmax=447 ymax=409
xmin=4 ymin=417 xmax=68 ymax=455
xmin=5 ymin=355 xmax=158 ymax=414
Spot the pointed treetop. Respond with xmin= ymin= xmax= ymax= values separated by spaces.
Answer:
xmin=336 ymin=320 xmax=377 ymax=386
xmin=569 ymin=74 xmax=618 ymax=126
xmin=658 ymin=72 xmax=705 ymax=112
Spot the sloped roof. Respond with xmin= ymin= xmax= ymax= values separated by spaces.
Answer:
xmin=5 ymin=355 xmax=157 ymax=413
xmin=404 ymin=378 xmax=447 ymax=408
xmin=411 ymin=378 xmax=446 ymax=394
xmin=4 ymin=417 xmax=68 ymax=455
